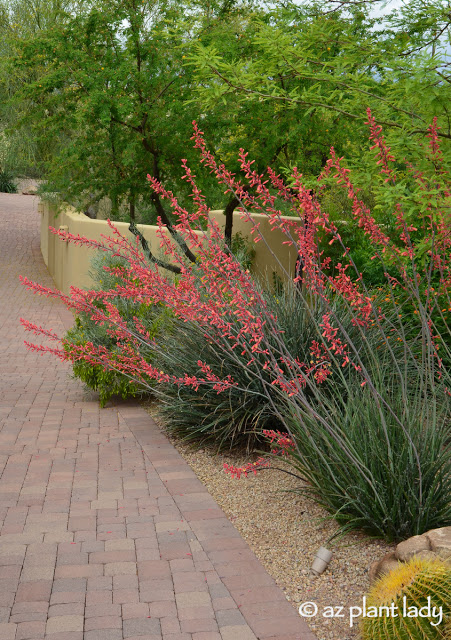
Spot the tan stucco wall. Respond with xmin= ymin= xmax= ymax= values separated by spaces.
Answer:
xmin=39 ymin=201 xmax=49 ymax=267
xmin=40 ymin=202 xmax=302 ymax=295
xmin=40 ymin=202 xmax=179 ymax=295
xmin=209 ymin=210 xmax=302 ymax=285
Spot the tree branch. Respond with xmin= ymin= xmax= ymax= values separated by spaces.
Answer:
xmin=208 ymin=67 xmax=451 ymax=139
xmin=128 ymin=221 xmax=182 ymax=275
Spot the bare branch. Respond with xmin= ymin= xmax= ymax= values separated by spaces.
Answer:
xmin=128 ymin=221 xmax=182 ymax=275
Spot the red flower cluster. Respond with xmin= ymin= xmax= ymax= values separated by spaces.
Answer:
xmin=262 ymin=430 xmax=295 ymax=456
xmin=223 ymin=457 xmax=271 ymax=479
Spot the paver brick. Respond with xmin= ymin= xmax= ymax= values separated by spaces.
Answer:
xmin=57 ymin=552 xmax=89 ymax=565
xmin=42 ymin=633 xmax=83 ymax=640
xmin=178 ymin=605 xmax=216 ymax=621
xmin=181 ymin=618 xmax=219 ymax=634
xmin=104 ymin=539 xmax=135 ymax=552
xmin=122 ymin=616 xmax=161 ymax=637
xmin=86 ymin=590 xmax=113 ymax=605
xmin=215 ymin=609 xmax=246 ymax=627
xmin=0 ymin=554 xmax=23 ymax=567
xmin=104 ymin=561 xmax=137 ymax=576
xmin=212 ymin=597 xmax=236 ymax=611
xmin=160 ymin=616 xmax=181 ymax=634
xmin=20 ymin=565 xmax=55 ymax=581
xmin=15 ymin=580 xmax=52 ymax=602
xmin=121 ymin=602 xmax=149 ymax=619
xmin=15 ymin=619 xmax=46 ymax=638
xmin=113 ymin=589 xmax=139 ymax=604
xmin=84 ymin=616 xmax=122 ymax=630
xmin=0 ymin=623 xmax=17 ymax=640
xmin=170 ymin=559 xmax=195 ymax=573
xmin=110 ymin=575 xmax=136 ymax=591
xmin=48 ymin=602 xmax=85 ymax=617
xmin=11 ymin=601 xmax=48 ymax=615
xmin=89 ymin=550 xmax=135 ymax=564
xmin=9 ymin=611 xmax=48 ymax=623
xmin=136 ymin=547 xmax=160 ymax=561
xmin=158 ymin=542 xmax=192 ymax=561
xmin=49 ymin=591 xmax=86 ymax=605
xmin=51 ymin=578 xmax=87 ymax=592
xmin=173 ymin=572 xmax=209 ymax=594
xmin=137 ymin=559 xmax=170 ymax=580
xmin=46 ymin=614 xmax=84 ymax=633
xmin=54 ymin=563 xmax=103 ymax=579
xmin=44 ymin=532 xmax=75 ymax=543
xmin=220 ymin=626 xmax=257 ymax=640
xmin=84 ymin=630 xmax=123 ymax=640
xmin=87 ymin=576 xmax=113 ymax=591
xmin=82 ymin=541 xmax=105 ymax=553
xmin=148 ymin=600 xmax=177 ymax=618
xmin=85 ymin=603 xmax=121 ymax=618
xmin=176 ymin=592 xmax=212 ymax=609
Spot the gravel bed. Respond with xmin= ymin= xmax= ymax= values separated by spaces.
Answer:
xmin=144 ymin=404 xmax=393 ymax=640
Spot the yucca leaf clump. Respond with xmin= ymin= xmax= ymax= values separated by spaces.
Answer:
xmin=152 ymin=286 xmax=396 ymax=450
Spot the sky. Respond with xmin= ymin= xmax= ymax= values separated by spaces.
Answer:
xmin=325 ymin=0 xmax=451 ymax=58
xmin=370 ymin=0 xmax=403 ymax=17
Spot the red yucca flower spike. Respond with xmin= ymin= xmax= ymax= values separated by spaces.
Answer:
xmin=223 ymin=457 xmax=271 ymax=479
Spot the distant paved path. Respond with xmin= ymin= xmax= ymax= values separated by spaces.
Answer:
xmin=0 ymin=193 xmax=316 ymax=640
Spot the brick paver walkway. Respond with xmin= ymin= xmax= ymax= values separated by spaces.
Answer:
xmin=0 ymin=194 xmax=317 ymax=640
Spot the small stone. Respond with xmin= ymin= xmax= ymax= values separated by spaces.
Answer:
xmin=425 ymin=527 xmax=451 ymax=559
xmin=395 ymin=534 xmax=430 ymax=562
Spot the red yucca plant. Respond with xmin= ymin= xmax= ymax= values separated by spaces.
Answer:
xmin=21 ymin=110 xmax=451 ymax=540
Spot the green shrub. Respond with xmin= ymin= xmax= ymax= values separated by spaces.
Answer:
xmin=153 ymin=318 xmax=278 ymax=450
xmin=63 ymin=252 xmax=170 ymax=406
xmin=64 ymin=316 xmax=144 ymax=407
xmin=382 ymin=282 xmax=451 ymax=373
xmin=0 ymin=170 xmax=17 ymax=193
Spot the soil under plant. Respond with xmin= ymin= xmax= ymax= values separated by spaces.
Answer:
xmin=144 ymin=402 xmax=393 ymax=640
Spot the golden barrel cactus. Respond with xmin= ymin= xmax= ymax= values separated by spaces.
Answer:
xmin=361 ymin=557 xmax=451 ymax=640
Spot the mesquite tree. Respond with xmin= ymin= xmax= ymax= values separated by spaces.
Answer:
xmin=8 ymin=0 xmax=257 ymax=226
xmin=189 ymin=0 xmax=451 ymax=165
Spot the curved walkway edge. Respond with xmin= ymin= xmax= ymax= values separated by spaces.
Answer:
xmin=0 ymin=193 xmax=317 ymax=640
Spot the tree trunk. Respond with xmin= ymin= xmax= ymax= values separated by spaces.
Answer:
xmin=223 ymin=195 xmax=239 ymax=247
xmin=111 ymin=194 xmax=119 ymax=219
xmin=223 ymin=186 xmax=252 ymax=247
